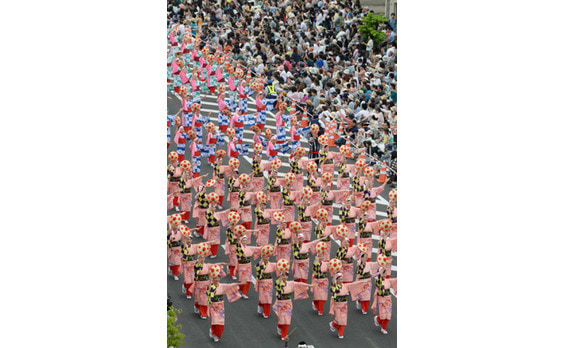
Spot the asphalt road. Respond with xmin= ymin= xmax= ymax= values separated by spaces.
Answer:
xmin=167 ymin=91 xmax=397 ymax=348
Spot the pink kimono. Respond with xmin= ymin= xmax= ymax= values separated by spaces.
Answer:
xmin=254 ymin=207 xmax=271 ymax=247
xmin=268 ymin=186 xmax=282 ymax=210
xmin=329 ymin=284 xmax=352 ymax=326
xmin=341 ymin=247 xmax=356 ymax=283
xmin=228 ymin=186 xmax=240 ymax=209
xmin=312 ymin=261 xmax=330 ymax=301
xmin=291 ymin=240 xmax=318 ymax=280
xmin=192 ymin=263 xmax=211 ymax=310
xmin=209 ymin=283 xmax=242 ymax=325
xmin=192 ymin=205 xmax=206 ymax=228
xmin=329 ymin=279 xmax=370 ymax=326
xmin=251 ymin=176 xmax=264 ymax=192
xmin=254 ymin=261 xmax=277 ymax=304
xmin=181 ymin=244 xmax=198 ymax=287
xmin=371 ymin=277 xmax=394 ymax=320
xmin=236 ymin=244 xmax=261 ymax=283
xmin=351 ymin=263 xmax=379 ymax=302
xmin=168 ymin=230 xmax=183 ymax=267
xmin=274 ymin=228 xmax=292 ymax=263
xmin=203 ymin=221 xmax=221 ymax=247
xmin=272 ymin=281 xmax=310 ymax=325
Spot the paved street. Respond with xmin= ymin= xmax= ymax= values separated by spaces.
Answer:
xmin=167 ymin=92 xmax=397 ymax=347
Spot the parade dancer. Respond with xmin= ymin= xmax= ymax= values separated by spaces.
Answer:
xmin=238 ymin=79 xmax=249 ymax=122
xmin=180 ymin=226 xmax=197 ymax=299
xmin=230 ymin=108 xmax=245 ymax=146
xmin=192 ymin=104 xmax=205 ymax=145
xmin=206 ymin=264 xmax=242 ymax=342
xmin=255 ymin=245 xmax=276 ymax=318
xmin=290 ymin=146 xmax=306 ymax=191
xmin=253 ymin=191 xmax=271 ymax=247
xmin=291 ymin=233 xmax=321 ymax=283
xmin=226 ymin=158 xmax=241 ymax=210
xmin=281 ymin=173 xmax=297 ymax=222
xmin=180 ymin=92 xmax=193 ymax=131
xmin=297 ymin=186 xmax=313 ymax=241
xmin=266 ymin=158 xmax=283 ymax=208
xmin=192 ymin=244 xmax=212 ymax=319
xmin=320 ymin=172 xmax=334 ymax=216
xmin=226 ymin=128 xmax=239 ymax=159
xmin=354 ymin=244 xmax=380 ymax=315
xmin=272 ymin=212 xmax=291 ymax=262
xmin=191 ymin=66 xmax=202 ymax=105
xmin=328 ymin=272 xmax=371 ymax=339
xmin=387 ymin=189 xmax=398 ymax=239
xmin=335 ymin=228 xmax=355 ymax=283
xmin=338 ymin=195 xmax=357 ymax=247
xmin=376 ymin=218 xmax=394 ymax=277
xmin=237 ymin=174 xmax=253 ymax=230
xmin=275 ymin=101 xmax=288 ymax=146
xmin=167 ymin=151 xmax=182 ymax=211
xmin=203 ymin=192 xmax=221 ymax=258
xmin=311 ymin=241 xmax=330 ymax=315
xmin=174 ymin=125 xmax=187 ymax=163
xmin=250 ymin=142 xmax=264 ymax=192
xmin=207 ymin=54 xmax=218 ymax=94
xmin=167 ymin=109 xmax=181 ymax=149
xmin=191 ymin=179 xmax=210 ymax=238
xmin=167 ymin=214 xmax=183 ymax=280
xmin=337 ymin=145 xmax=352 ymax=190
xmin=273 ymin=259 xmax=315 ymax=341
xmin=372 ymin=259 xmax=396 ymax=335
xmin=312 ymin=208 xmax=332 ymax=261
xmin=212 ymin=149 xmax=227 ymax=206
xmin=234 ymin=232 xmax=261 ymax=299
xmin=356 ymin=200 xmax=376 ymax=261
xmin=318 ymin=135 xmax=333 ymax=174
xmin=177 ymin=160 xmax=194 ymax=223
xmin=217 ymin=103 xmax=230 ymax=136
xmin=167 ymin=45 xmax=174 ymax=93
xmin=352 ymin=159 xmax=366 ymax=206
xmin=171 ymin=52 xmax=183 ymax=94
xmin=308 ymin=124 xmax=321 ymax=163
xmin=189 ymin=128 xmax=203 ymax=178
xmin=266 ymin=132 xmax=279 ymax=160
xmin=204 ymin=122 xmax=218 ymax=164
xmin=289 ymin=116 xmax=302 ymax=153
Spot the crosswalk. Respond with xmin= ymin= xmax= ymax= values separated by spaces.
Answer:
xmin=171 ymin=92 xmax=397 ymax=272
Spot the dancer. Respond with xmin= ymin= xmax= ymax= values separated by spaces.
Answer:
xmin=167 ymin=214 xmax=183 ymax=280
xmin=273 ymin=259 xmax=315 ymax=341
xmin=253 ymin=191 xmax=271 ymax=247
xmin=206 ymin=264 xmax=242 ymax=342
xmin=203 ymin=192 xmax=221 ymax=258
xmin=354 ymin=244 xmax=379 ymax=315
xmin=193 ymin=243 xmax=213 ymax=319
xmin=255 ymin=244 xmax=276 ymax=318
xmin=311 ymin=241 xmax=330 ymax=315
xmin=234 ymin=231 xmax=260 ymax=299
xmin=328 ymin=272 xmax=371 ymax=339
xmin=180 ymin=226 xmax=197 ymax=299
xmin=372 ymin=258 xmax=396 ymax=335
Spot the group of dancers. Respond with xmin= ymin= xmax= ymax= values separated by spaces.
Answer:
xmin=167 ymin=25 xmax=397 ymax=344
